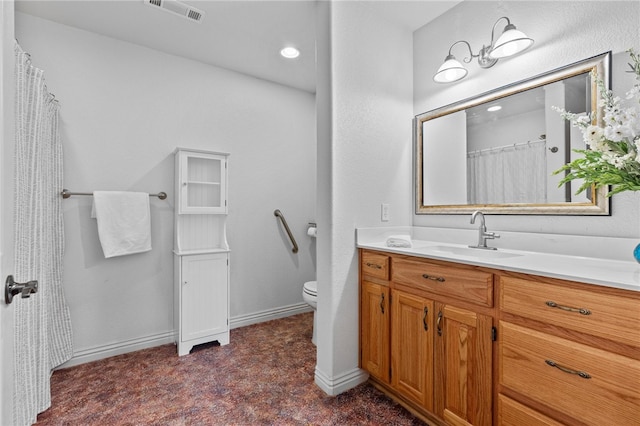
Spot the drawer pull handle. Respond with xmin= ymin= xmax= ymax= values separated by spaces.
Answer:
xmin=437 ymin=311 xmax=443 ymax=336
xmin=422 ymin=274 xmax=445 ymax=282
xmin=545 ymin=301 xmax=591 ymax=316
xmin=380 ymin=293 xmax=385 ymax=314
xmin=423 ymin=307 xmax=429 ymax=331
xmin=365 ymin=262 xmax=382 ymax=270
xmin=545 ymin=360 xmax=591 ymax=379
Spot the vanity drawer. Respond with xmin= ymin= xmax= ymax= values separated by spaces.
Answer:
xmin=499 ymin=322 xmax=640 ymax=426
xmin=498 ymin=394 xmax=563 ymax=426
xmin=361 ymin=251 xmax=390 ymax=281
xmin=499 ymin=276 xmax=640 ymax=349
xmin=392 ymin=258 xmax=493 ymax=307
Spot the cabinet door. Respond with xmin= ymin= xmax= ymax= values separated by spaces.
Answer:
xmin=391 ymin=289 xmax=434 ymax=411
xmin=178 ymin=151 xmax=227 ymax=214
xmin=181 ymin=253 xmax=228 ymax=341
xmin=435 ymin=303 xmax=492 ymax=426
xmin=360 ymin=281 xmax=390 ymax=383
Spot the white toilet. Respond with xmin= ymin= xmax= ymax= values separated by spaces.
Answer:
xmin=302 ymin=280 xmax=317 ymax=345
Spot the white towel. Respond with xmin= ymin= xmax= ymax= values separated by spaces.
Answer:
xmin=386 ymin=234 xmax=412 ymax=248
xmin=91 ymin=191 xmax=152 ymax=258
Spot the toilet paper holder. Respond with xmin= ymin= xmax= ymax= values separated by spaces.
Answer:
xmin=307 ymin=222 xmax=317 ymax=237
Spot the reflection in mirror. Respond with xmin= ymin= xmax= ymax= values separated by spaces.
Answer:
xmin=416 ymin=52 xmax=611 ymax=215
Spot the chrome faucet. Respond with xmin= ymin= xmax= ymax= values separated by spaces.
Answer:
xmin=469 ymin=211 xmax=500 ymax=250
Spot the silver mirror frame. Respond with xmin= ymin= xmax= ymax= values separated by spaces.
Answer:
xmin=415 ymin=51 xmax=611 ymax=215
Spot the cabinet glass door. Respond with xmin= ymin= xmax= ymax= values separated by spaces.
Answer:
xmin=179 ymin=152 xmax=226 ymax=214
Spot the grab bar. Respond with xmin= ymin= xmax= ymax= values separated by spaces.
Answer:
xmin=274 ymin=209 xmax=298 ymax=253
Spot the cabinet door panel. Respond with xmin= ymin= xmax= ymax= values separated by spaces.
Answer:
xmin=436 ymin=303 xmax=492 ymax=426
xmin=178 ymin=151 xmax=227 ymax=214
xmin=391 ymin=290 xmax=434 ymax=411
xmin=360 ymin=281 xmax=390 ymax=383
xmin=181 ymin=253 xmax=228 ymax=341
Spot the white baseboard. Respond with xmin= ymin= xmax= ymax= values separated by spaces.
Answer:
xmin=58 ymin=303 xmax=312 ymax=368
xmin=314 ymin=366 xmax=369 ymax=396
xmin=59 ymin=331 xmax=176 ymax=369
xmin=229 ymin=302 xmax=312 ymax=329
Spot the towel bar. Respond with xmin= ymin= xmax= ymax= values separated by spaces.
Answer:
xmin=61 ymin=189 xmax=167 ymax=200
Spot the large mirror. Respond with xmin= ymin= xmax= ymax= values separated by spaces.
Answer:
xmin=415 ymin=52 xmax=611 ymax=215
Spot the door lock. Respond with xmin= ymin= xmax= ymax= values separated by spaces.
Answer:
xmin=5 ymin=275 xmax=38 ymax=305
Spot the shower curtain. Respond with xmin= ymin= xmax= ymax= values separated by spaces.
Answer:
xmin=13 ymin=42 xmax=73 ymax=426
xmin=467 ymin=139 xmax=547 ymax=204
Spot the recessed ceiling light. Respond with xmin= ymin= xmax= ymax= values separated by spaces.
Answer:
xmin=487 ymin=105 xmax=502 ymax=112
xmin=280 ymin=47 xmax=300 ymax=59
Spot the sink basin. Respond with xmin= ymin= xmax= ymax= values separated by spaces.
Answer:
xmin=428 ymin=245 xmax=523 ymax=259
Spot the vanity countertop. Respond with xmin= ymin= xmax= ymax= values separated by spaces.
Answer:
xmin=357 ymin=228 xmax=640 ymax=293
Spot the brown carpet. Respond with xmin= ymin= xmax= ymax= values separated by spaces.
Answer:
xmin=36 ymin=312 xmax=424 ymax=425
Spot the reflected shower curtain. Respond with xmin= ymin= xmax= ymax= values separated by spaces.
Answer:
xmin=467 ymin=140 xmax=547 ymax=204
xmin=14 ymin=42 xmax=73 ymax=425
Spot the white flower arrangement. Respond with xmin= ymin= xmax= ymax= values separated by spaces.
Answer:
xmin=553 ymin=49 xmax=640 ymax=196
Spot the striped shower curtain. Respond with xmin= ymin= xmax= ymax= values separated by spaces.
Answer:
xmin=467 ymin=139 xmax=547 ymax=205
xmin=14 ymin=42 xmax=73 ymax=425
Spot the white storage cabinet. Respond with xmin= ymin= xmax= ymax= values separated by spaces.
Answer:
xmin=173 ymin=148 xmax=230 ymax=356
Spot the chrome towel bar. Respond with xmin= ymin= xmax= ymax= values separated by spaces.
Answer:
xmin=274 ymin=209 xmax=298 ymax=253
xmin=61 ymin=189 xmax=167 ymax=200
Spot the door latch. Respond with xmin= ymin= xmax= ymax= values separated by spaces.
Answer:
xmin=5 ymin=275 xmax=38 ymax=305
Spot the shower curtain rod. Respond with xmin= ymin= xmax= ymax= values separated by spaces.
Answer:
xmin=468 ymin=138 xmax=546 ymax=156
xmin=61 ymin=189 xmax=167 ymax=200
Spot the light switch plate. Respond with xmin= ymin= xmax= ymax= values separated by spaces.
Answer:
xmin=381 ymin=203 xmax=390 ymax=222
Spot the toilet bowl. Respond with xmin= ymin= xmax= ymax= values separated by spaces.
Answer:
xmin=302 ymin=280 xmax=317 ymax=345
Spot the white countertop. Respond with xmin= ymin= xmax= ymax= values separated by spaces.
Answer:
xmin=357 ymin=227 xmax=640 ymax=293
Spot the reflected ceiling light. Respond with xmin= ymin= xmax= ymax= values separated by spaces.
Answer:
xmin=487 ymin=105 xmax=502 ymax=112
xmin=433 ymin=17 xmax=533 ymax=84
xmin=280 ymin=46 xmax=300 ymax=59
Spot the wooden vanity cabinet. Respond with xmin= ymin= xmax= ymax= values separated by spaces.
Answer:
xmin=360 ymin=248 xmax=640 ymax=425
xmin=497 ymin=273 xmax=640 ymax=426
xmin=359 ymin=249 xmax=494 ymax=426
xmin=359 ymin=251 xmax=392 ymax=384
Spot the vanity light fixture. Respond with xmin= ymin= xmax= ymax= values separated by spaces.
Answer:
xmin=280 ymin=46 xmax=300 ymax=59
xmin=433 ymin=16 xmax=534 ymax=84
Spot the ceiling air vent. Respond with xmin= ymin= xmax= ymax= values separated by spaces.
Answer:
xmin=144 ymin=0 xmax=205 ymax=23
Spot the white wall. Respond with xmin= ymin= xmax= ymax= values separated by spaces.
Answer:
xmin=414 ymin=1 xmax=640 ymax=237
xmin=15 ymin=12 xmax=316 ymax=365
xmin=315 ymin=1 xmax=414 ymax=394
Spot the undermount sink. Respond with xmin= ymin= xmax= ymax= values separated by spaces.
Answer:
xmin=427 ymin=245 xmax=523 ymax=259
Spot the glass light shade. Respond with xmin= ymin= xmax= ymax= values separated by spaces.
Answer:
xmin=489 ymin=26 xmax=533 ymax=59
xmin=433 ymin=56 xmax=468 ymax=83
